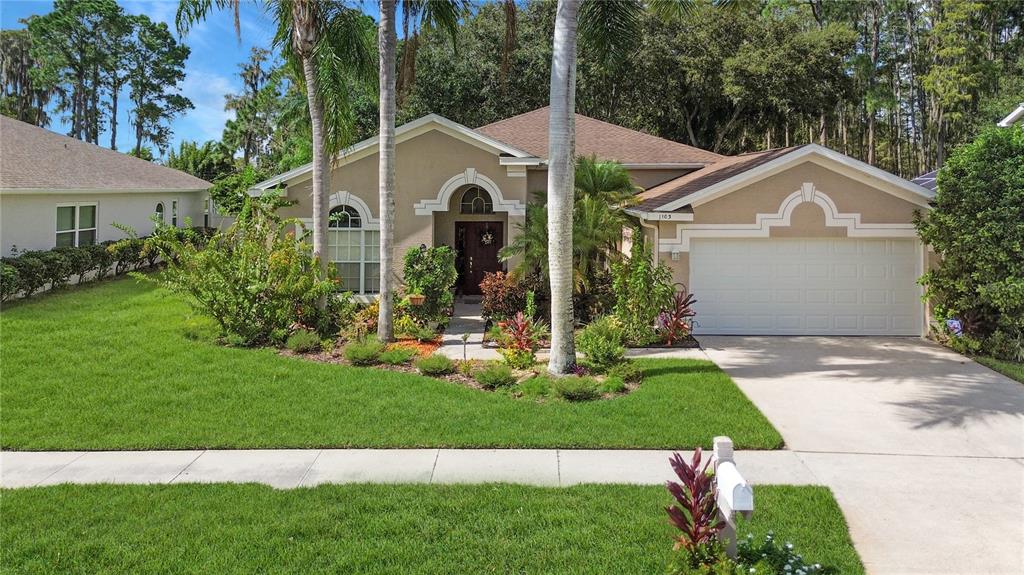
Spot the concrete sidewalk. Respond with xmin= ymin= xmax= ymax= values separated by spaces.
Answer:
xmin=1 ymin=448 xmax=817 ymax=489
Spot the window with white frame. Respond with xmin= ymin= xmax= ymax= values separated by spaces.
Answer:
xmin=460 ymin=186 xmax=493 ymax=214
xmin=328 ymin=204 xmax=379 ymax=294
xmin=203 ymin=197 xmax=210 ymax=228
xmin=155 ymin=202 xmax=165 ymax=222
xmin=56 ymin=204 xmax=97 ymax=247
xmin=172 ymin=200 xmax=178 ymax=227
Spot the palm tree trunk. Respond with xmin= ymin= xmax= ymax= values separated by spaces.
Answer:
xmin=377 ymin=0 xmax=397 ymax=342
xmin=289 ymin=1 xmax=328 ymax=309
xmin=546 ymin=0 xmax=580 ymax=374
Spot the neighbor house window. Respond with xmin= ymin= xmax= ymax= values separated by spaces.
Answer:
xmin=154 ymin=202 xmax=165 ymax=222
xmin=327 ymin=204 xmax=379 ymax=294
xmin=203 ymin=197 xmax=210 ymax=228
xmin=56 ymin=204 xmax=97 ymax=247
xmin=460 ymin=186 xmax=493 ymax=214
xmin=172 ymin=200 xmax=178 ymax=227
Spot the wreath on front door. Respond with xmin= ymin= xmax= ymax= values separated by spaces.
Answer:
xmin=479 ymin=229 xmax=495 ymax=246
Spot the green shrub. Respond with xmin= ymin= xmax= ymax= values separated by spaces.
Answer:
xmin=138 ymin=195 xmax=336 ymax=346
xmin=499 ymin=347 xmax=535 ymax=369
xmin=474 ymin=363 xmax=516 ymax=389
xmin=402 ymin=246 xmax=457 ymax=326
xmin=30 ymin=250 xmax=72 ymax=289
xmin=286 ymin=329 xmax=322 ymax=353
xmin=612 ymin=235 xmax=674 ymax=346
xmin=393 ymin=314 xmax=420 ymax=338
xmin=600 ymin=377 xmax=627 ymax=394
xmin=3 ymin=254 xmax=46 ymax=296
xmin=344 ymin=337 xmax=386 ymax=366
xmin=88 ymin=242 xmax=116 ymax=279
xmin=479 ymin=271 xmax=527 ymax=321
xmin=109 ymin=238 xmax=144 ymax=274
xmin=0 ymin=261 xmax=19 ymax=302
xmin=606 ymin=361 xmax=643 ymax=384
xmin=416 ymin=353 xmax=455 ymax=376
xmin=53 ymin=246 xmax=93 ymax=282
xmin=379 ymin=346 xmax=418 ymax=365
xmin=917 ymin=126 xmax=1024 ymax=361
xmin=516 ymin=376 xmax=553 ymax=399
xmin=577 ymin=315 xmax=626 ymax=371
xmin=553 ymin=377 xmax=601 ymax=401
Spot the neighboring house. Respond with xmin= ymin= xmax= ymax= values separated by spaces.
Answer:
xmin=0 ymin=116 xmax=213 ymax=255
xmin=252 ymin=107 xmax=934 ymax=336
xmin=997 ymin=103 xmax=1024 ymax=127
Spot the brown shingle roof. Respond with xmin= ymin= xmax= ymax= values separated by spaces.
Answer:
xmin=0 ymin=116 xmax=210 ymax=191
xmin=633 ymin=146 xmax=805 ymax=211
xmin=475 ymin=107 xmax=723 ymax=165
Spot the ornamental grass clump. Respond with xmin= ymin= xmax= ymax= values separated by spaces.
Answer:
xmin=379 ymin=346 xmax=418 ymax=365
xmin=286 ymin=329 xmax=321 ymax=354
xmin=552 ymin=377 xmax=601 ymax=401
xmin=416 ymin=353 xmax=455 ymax=376
xmin=344 ymin=337 xmax=386 ymax=366
xmin=473 ymin=362 xmax=516 ymax=389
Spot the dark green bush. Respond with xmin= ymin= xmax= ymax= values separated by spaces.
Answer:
xmin=474 ymin=363 xmax=516 ymax=389
xmin=916 ymin=126 xmax=1024 ymax=361
xmin=53 ymin=246 xmax=93 ymax=282
xmin=344 ymin=337 xmax=386 ymax=366
xmin=0 ymin=261 xmax=18 ymax=302
xmin=415 ymin=353 xmax=455 ymax=376
xmin=110 ymin=239 xmax=144 ymax=274
xmin=3 ymin=254 xmax=46 ymax=296
xmin=606 ymin=361 xmax=643 ymax=385
xmin=286 ymin=329 xmax=322 ymax=353
xmin=577 ymin=315 xmax=626 ymax=371
xmin=88 ymin=242 xmax=116 ymax=279
xmin=402 ymin=246 xmax=457 ymax=326
xmin=379 ymin=346 xmax=418 ymax=365
xmin=30 ymin=250 xmax=72 ymax=289
xmin=552 ymin=377 xmax=601 ymax=401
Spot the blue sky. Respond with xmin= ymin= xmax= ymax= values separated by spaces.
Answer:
xmin=1 ymin=0 xmax=386 ymax=158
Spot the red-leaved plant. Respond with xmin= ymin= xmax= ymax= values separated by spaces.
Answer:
xmin=659 ymin=289 xmax=697 ymax=346
xmin=665 ymin=448 xmax=725 ymax=551
xmin=499 ymin=312 xmax=537 ymax=352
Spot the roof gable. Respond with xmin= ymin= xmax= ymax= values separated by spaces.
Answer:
xmin=475 ymin=107 xmax=723 ymax=166
xmin=638 ymin=144 xmax=933 ymax=213
xmin=0 ymin=116 xmax=210 ymax=192
xmin=253 ymin=114 xmax=538 ymax=191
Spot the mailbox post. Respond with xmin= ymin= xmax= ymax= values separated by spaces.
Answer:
xmin=712 ymin=436 xmax=754 ymax=558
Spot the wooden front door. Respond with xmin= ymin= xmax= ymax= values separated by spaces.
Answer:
xmin=455 ymin=221 xmax=503 ymax=295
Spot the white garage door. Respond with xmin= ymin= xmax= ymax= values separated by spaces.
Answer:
xmin=690 ymin=238 xmax=922 ymax=335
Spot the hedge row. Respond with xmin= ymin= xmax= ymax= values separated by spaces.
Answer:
xmin=0 ymin=227 xmax=214 ymax=302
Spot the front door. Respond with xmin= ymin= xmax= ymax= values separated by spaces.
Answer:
xmin=455 ymin=221 xmax=503 ymax=295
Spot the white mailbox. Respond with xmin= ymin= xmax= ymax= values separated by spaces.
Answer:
xmin=712 ymin=436 xmax=754 ymax=558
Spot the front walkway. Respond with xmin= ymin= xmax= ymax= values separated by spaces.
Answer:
xmin=701 ymin=336 xmax=1024 ymax=575
xmin=438 ymin=301 xmax=500 ymax=360
xmin=1 ymin=448 xmax=814 ymax=489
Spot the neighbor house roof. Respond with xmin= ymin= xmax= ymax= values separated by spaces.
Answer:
xmin=633 ymin=146 xmax=804 ymax=211
xmin=0 ymin=116 xmax=210 ymax=192
xmin=476 ymin=107 xmax=724 ymax=166
xmin=997 ymin=103 xmax=1024 ymax=127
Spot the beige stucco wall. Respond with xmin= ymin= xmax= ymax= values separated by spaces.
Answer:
xmin=0 ymin=190 xmax=208 ymax=254
xmin=526 ymin=167 xmax=692 ymax=195
xmin=655 ymin=160 xmax=929 ymax=289
xmin=690 ymin=161 xmax=922 ymax=226
xmin=278 ymin=129 xmax=528 ymax=274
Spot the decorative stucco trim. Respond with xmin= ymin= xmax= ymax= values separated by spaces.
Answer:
xmin=413 ymin=168 xmax=526 ymax=216
xmin=658 ymin=183 xmax=919 ymax=253
xmin=296 ymin=191 xmax=381 ymax=231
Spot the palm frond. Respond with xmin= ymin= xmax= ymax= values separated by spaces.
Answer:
xmin=579 ymin=0 xmax=643 ymax=66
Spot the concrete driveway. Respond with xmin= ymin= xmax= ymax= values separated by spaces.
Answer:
xmin=701 ymin=336 xmax=1024 ymax=575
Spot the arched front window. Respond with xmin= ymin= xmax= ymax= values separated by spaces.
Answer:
xmin=460 ymin=186 xmax=493 ymax=214
xmin=327 ymin=203 xmax=379 ymax=294
xmin=154 ymin=202 xmax=165 ymax=222
xmin=329 ymin=205 xmax=362 ymax=228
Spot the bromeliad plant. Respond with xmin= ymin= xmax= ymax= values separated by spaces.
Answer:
xmin=498 ymin=311 xmax=539 ymax=369
xmin=659 ymin=287 xmax=698 ymax=346
xmin=666 ymin=449 xmax=725 ymax=553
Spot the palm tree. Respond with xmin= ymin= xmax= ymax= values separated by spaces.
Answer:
xmin=544 ymin=0 xmax=728 ymax=373
xmin=377 ymin=0 xmax=462 ymax=342
xmin=177 ymin=0 xmax=373 ymax=308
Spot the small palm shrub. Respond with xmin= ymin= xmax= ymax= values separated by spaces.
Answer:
xmin=474 ymin=363 xmax=516 ymax=389
xmin=416 ymin=353 xmax=455 ymax=376
xmin=286 ymin=329 xmax=322 ymax=353
xmin=606 ymin=361 xmax=643 ymax=384
xmin=379 ymin=346 xmax=418 ymax=365
xmin=344 ymin=337 xmax=385 ymax=366
xmin=553 ymin=377 xmax=601 ymax=401
xmin=577 ymin=315 xmax=626 ymax=371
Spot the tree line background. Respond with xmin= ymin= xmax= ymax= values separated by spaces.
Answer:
xmin=2 ymin=0 xmax=1021 ymax=187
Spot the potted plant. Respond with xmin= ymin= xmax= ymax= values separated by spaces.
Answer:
xmin=406 ymin=280 xmax=426 ymax=306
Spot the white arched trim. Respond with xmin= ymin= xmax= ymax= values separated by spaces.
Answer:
xmin=329 ymin=191 xmax=379 ymax=227
xmin=413 ymin=168 xmax=526 ymax=216
xmin=658 ymin=182 xmax=918 ymax=253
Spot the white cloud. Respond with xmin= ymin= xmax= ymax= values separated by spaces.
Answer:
xmin=175 ymin=70 xmax=237 ymax=145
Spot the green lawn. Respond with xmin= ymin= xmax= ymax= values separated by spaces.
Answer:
xmin=0 ymin=278 xmax=782 ymax=450
xmin=976 ymin=356 xmax=1024 ymax=384
xmin=0 ymin=483 xmax=862 ymax=574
